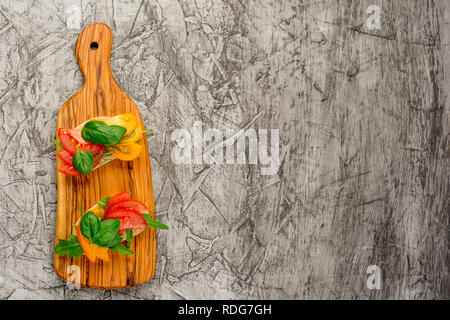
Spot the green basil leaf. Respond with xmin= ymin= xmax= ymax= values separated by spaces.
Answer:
xmin=73 ymin=150 xmax=95 ymax=175
xmin=67 ymin=234 xmax=78 ymax=241
xmin=110 ymin=244 xmax=134 ymax=255
xmin=98 ymin=196 xmax=111 ymax=208
xmin=80 ymin=211 xmax=100 ymax=240
xmin=142 ymin=214 xmax=169 ymax=230
xmin=81 ymin=121 xmax=113 ymax=145
xmin=81 ymin=121 xmax=126 ymax=146
xmin=104 ymin=234 xmax=124 ymax=249
xmin=93 ymin=219 xmax=122 ymax=247
xmin=54 ymin=236 xmax=84 ymax=258
xmin=125 ymin=229 xmax=133 ymax=248
xmin=51 ymin=139 xmax=63 ymax=148
xmin=108 ymin=125 xmax=127 ymax=146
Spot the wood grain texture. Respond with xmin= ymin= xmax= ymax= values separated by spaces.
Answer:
xmin=54 ymin=23 xmax=156 ymax=289
xmin=0 ymin=0 xmax=448 ymax=299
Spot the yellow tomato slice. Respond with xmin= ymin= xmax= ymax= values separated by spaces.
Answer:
xmin=76 ymin=225 xmax=97 ymax=263
xmin=110 ymin=140 xmax=143 ymax=161
xmin=103 ymin=113 xmax=137 ymax=136
xmin=90 ymin=206 xmax=104 ymax=219
xmin=121 ymin=125 xmax=143 ymax=144
xmin=94 ymin=246 xmax=111 ymax=262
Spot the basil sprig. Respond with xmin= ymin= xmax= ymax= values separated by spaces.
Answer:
xmin=94 ymin=219 xmax=123 ymax=248
xmin=142 ymin=214 xmax=169 ymax=230
xmin=51 ymin=138 xmax=63 ymax=148
xmin=79 ymin=212 xmax=133 ymax=255
xmin=82 ymin=120 xmax=127 ymax=146
xmin=80 ymin=212 xmax=100 ymax=239
xmin=54 ymin=234 xmax=84 ymax=258
xmin=98 ymin=196 xmax=111 ymax=208
xmin=110 ymin=244 xmax=134 ymax=255
xmin=125 ymin=229 xmax=133 ymax=248
xmin=73 ymin=150 xmax=95 ymax=175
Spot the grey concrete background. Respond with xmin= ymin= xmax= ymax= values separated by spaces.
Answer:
xmin=0 ymin=0 xmax=448 ymax=299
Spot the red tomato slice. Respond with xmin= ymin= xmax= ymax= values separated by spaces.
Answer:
xmin=65 ymin=128 xmax=85 ymax=144
xmin=88 ymin=142 xmax=106 ymax=159
xmin=58 ymin=129 xmax=78 ymax=154
xmin=104 ymin=199 xmax=148 ymax=218
xmin=57 ymin=150 xmax=73 ymax=165
xmin=58 ymin=163 xmax=81 ymax=176
xmin=58 ymin=128 xmax=106 ymax=157
xmin=57 ymin=145 xmax=104 ymax=175
xmin=105 ymin=192 xmax=131 ymax=207
xmin=58 ymin=128 xmax=88 ymax=154
xmin=103 ymin=208 xmax=148 ymax=235
xmin=89 ymin=147 xmax=105 ymax=168
xmin=58 ymin=150 xmax=101 ymax=170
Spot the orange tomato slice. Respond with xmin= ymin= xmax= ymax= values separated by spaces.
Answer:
xmin=110 ymin=139 xmax=143 ymax=161
xmin=76 ymin=225 xmax=96 ymax=263
xmin=96 ymin=113 xmax=145 ymax=161
xmin=121 ymin=125 xmax=143 ymax=144
xmin=94 ymin=246 xmax=111 ymax=262
xmin=76 ymin=224 xmax=110 ymax=263
xmin=103 ymin=113 xmax=137 ymax=136
xmin=90 ymin=206 xmax=105 ymax=220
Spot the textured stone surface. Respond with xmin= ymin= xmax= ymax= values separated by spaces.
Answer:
xmin=0 ymin=0 xmax=448 ymax=299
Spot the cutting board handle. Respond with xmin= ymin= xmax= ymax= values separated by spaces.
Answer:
xmin=75 ymin=23 xmax=115 ymax=89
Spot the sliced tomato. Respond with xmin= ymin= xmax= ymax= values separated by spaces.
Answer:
xmin=103 ymin=208 xmax=147 ymax=235
xmin=87 ymin=142 xmax=106 ymax=157
xmin=58 ymin=128 xmax=88 ymax=154
xmin=89 ymin=146 xmax=106 ymax=167
xmin=103 ymin=113 xmax=138 ymax=136
xmin=110 ymin=139 xmax=143 ymax=161
xmin=121 ymin=126 xmax=143 ymax=144
xmin=58 ymin=163 xmax=81 ymax=176
xmin=58 ymin=128 xmax=106 ymax=156
xmin=57 ymin=145 xmax=104 ymax=174
xmin=105 ymin=192 xmax=131 ymax=207
xmin=104 ymin=199 xmax=148 ymax=219
xmin=57 ymin=150 xmax=73 ymax=165
xmin=58 ymin=128 xmax=106 ymax=176
xmin=58 ymin=129 xmax=77 ymax=154
xmin=66 ymin=128 xmax=85 ymax=144
xmin=76 ymin=224 xmax=97 ymax=262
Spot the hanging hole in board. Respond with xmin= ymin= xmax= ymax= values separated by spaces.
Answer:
xmin=90 ymin=42 xmax=99 ymax=50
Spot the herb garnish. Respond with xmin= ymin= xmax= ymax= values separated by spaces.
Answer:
xmin=51 ymin=139 xmax=63 ymax=148
xmin=98 ymin=196 xmax=111 ymax=208
xmin=110 ymin=244 xmax=135 ymax=255
xmin=79 ymin=212 xmax=130 ymax=252
xmin=93 ymin=219 xmax=123 ymax=248
xmin=80 ymin=211 xmax=100 ymax=239
xmin=82 ymin=120 xmax=127 ymax=146
xmin=125 ymin=229 xmax=133 ymax=248
xmin=142 ymin=214 xmax=169 ymax=230
xmin=54 ymin=235 xmax=84 ymax=258
xmin=55 ymin=211 xmax=134 ymax=259
xmin=73 ymin=150 xmax=95 ymax=175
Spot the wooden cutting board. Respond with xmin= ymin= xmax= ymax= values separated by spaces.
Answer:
xmin=54 ymin=23 xmax=156 ymax=289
